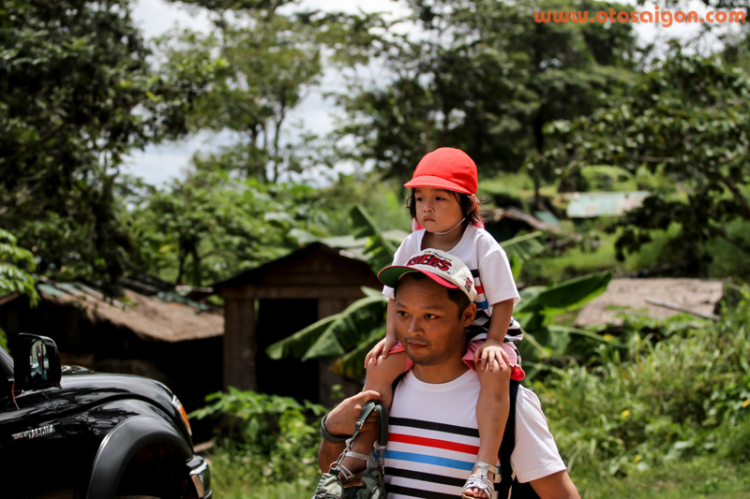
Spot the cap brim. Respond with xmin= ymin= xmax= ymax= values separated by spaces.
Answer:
xmin=404 ymin=175 xmax=472 ymax=195
xmin=378 ymin=266 xmax=459 ymax=290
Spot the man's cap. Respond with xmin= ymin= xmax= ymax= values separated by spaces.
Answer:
xmin=404 ymin=147 xmax=478 ymax=195
xmin=378 ymin=248 xmax=477 ymax=302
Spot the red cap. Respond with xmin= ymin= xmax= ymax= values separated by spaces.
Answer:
xmin=404 ymin=147 xmax=478 ymax=195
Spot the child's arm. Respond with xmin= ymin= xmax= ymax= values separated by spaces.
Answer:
xmin=364 ymin=298 xmax=399 ymax=368
xmin=475 ymin=298 xmax=514 ymax=371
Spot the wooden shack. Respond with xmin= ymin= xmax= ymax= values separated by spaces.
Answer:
xmin=0 ymin=279 xmax=224 ymax=439
xmin=213 ymin=242 xmax=381 ymax=408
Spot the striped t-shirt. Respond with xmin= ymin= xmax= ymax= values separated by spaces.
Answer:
xmin=384 ymin=370 xmax=566 ymax=498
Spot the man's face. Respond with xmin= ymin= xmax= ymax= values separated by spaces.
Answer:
xmin=394 ymin=275 xmax=475 ymax=367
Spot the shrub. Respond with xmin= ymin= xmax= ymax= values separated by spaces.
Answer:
xmin=190 ymin=388 xmax=327 ymax=488
xmin=534 ymin=288 xmax=750 ymax=477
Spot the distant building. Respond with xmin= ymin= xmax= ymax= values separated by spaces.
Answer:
xmin=575 ymin=278 xmax=724 ymax=327
xmin=213 ymin=242 xmax=382 ymax=409
xmin=564 ymin=191 xmax=650 ymax=218
xmin=0 ymin=277 xmax=223 ymax=425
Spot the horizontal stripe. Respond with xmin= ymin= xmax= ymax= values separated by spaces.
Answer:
xmin=471 ymin=269 xmax=480 ymax=278
xmin=477 ymin=299 xmax=489 ymax=310
xmin=385 ymin=450 xmax=474 ymax=471
xmin=475 ymin=283 xmax=484 ymax=295
xmin=389 ymin=433 xmax=479 ymax=455
xmin=386 ymin=484 xmax=459 ymax=499
xmin=390 ymin=417 xmax=480 ymax=438
xmin=385 ymin=467 xmax=465 ymax=488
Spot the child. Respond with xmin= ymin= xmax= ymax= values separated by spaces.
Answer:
xmin=345 ymin=147 xmax=524 ymax=499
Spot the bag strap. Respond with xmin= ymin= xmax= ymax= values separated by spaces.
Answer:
xmin=497 ymin=379 xmax=519 ymax=493
xmin=352 ymin=400 xmax=389 ymax=449
xmin=499 ymin=380 xmax=541 ymax=499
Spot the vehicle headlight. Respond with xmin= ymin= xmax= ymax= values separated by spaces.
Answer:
xmin=171 ymin=395 xmax=192 ymax=437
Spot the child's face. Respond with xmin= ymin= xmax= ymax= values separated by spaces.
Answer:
xmin=414 ymin=187 xmax=464 ymax=234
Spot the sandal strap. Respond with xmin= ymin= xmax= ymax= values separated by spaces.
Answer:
xmin=462 ymin=461 xmax=498 ymax=497
xmin=475 ymin=461 xmax=498 ymax=476
xmin=345 ymin=450 xmax=371 ymax=461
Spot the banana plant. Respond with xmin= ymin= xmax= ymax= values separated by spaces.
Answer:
xmin=512 ymin=271 xmax=616 ymax=378
xmin=267 ymin=205 xmax=578 ymax=378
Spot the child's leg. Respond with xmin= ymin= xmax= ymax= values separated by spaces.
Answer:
xmin=338 ymin=351 xmax=408 ymax=481
xmin=464 ymin=362 xmax=511 ymax=498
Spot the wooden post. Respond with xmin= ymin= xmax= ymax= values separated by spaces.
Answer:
xmin=223 ymin=295 xmax=257 ymax=391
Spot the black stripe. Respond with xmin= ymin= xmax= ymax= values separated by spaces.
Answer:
xmin=385 ymin=467 xmax=465 ymax=488
xmin=471 ymin=269 xmax=480 ymax=278
xmin=389 ymin=417 xmax=479 ymax=437
xmin=386 ymin=484 xmax=459 ymax=499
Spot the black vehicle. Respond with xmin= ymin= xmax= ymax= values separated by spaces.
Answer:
xmin=0 ymin=333 xmax=212 ymax=499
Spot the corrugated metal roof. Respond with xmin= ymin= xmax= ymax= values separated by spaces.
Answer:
xmin=565 ymin=191 xmax=650 ymax=218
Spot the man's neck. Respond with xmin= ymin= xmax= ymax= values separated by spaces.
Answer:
xmin=412 ymin=360 xmax=469 ymax=384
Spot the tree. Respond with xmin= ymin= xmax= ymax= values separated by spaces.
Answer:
xmin=533 ymin=52 xmax=750 ymax=275
xmin=333 ymin=0 xmax=640 ymax=197
xmin=0 ymin=228 xmax=39 ymax=348
xmin=0 ymin=0 xmax=214 ymax=291
xmin=159 ymin=0 xmax=384 ymax=183
xmin=126 ymin=158 xmax=331 ymax=286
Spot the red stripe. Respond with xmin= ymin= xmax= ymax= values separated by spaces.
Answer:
xmin=389 ymin=433 xmax=479 ymax=454
xmin=475 ymin=284 xmax=484 ymax=295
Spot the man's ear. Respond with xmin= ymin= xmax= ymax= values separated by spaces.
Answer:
xmin=462 ymin=303 xmax=477 ymax=327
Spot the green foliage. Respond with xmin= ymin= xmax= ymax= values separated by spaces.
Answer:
xmin=190 ymin=388 xmax=326 ymax=489
xmin=534 ymin=289 xmax=750 ymax=479
xmin=157 ymin=2 xmax=380 ymax=184
xmin=0 ymin=0 xmax=211 ymax=290
xmin=0 ymin=228 xmax=39 ymax=306
xmin=536 ymin=53 xmax=750 ymax=275
xmin=334 ymin=0 xmax=639 ymax=191
xmin=350 ymin=205 xmax=398 ymax=273
xmin=125 ymin=165 xmax=330 ymax=285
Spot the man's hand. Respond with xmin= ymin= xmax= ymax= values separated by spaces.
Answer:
xmin=318 ymin=390 xmax=383 ymax=472
xmin=325 ymin=390 xmax=383 ymax=435
xmin=475 ymin=339 xmax=510 ymax=372
xmin=364 ymin=335 xmax=399 ymax=368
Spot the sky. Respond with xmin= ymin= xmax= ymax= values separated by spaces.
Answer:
xmin=126 ymin=0 xmax=409 ymax=185
xmin=125 ymin=0 xmax=742 ymax=186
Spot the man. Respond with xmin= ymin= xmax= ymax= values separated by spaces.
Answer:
xmin=319 ymin=249 xmax=580 ymax=499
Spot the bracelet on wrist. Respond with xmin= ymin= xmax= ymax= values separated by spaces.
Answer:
xmin=320 ymin=414 xmax=352 ymax=444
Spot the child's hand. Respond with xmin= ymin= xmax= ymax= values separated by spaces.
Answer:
xmin=364 ymin=336 xmax=399 ymax=368
xmin=476 ymin=339 xmax=511 ymax=372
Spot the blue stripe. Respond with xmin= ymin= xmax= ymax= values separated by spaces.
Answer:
xmin=384 ymin=450 xmax=474 ymax=471
xmin=476 ymin=299 xmax=489 ymax=310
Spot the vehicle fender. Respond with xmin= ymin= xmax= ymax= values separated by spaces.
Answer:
xmin=86 ymin=415 xmax=192 ymax=499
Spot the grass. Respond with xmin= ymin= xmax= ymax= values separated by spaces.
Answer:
xmin=520 ymin=223 xmax=682 ymax=285
xmin=206 ymin=449 xmax=750 ymax=498
xmin=572 ymin=457 xmax=750 ymax=498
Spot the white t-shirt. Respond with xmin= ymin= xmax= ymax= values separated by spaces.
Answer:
xmin=383 ymin=225 xmax=521 ymax=338
xmin=384 ymin=370 xmax=566 ymax=498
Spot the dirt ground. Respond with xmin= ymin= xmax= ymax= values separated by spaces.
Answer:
xmin=574 ymin=278 xmax=724 ymax=326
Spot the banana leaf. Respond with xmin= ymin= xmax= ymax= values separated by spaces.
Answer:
xmin=361 ymin=286 xmax=385 ymax=299
xmin=501 ymin=231 xmax=547 ymax=262
xmin=514 ymin=271 xmax=612 ymax=316
xmin=332 ymin=327 xmax=386 ymax=378
xmin=351 ymin=205 xmax=397 ymax=273
xmin=302 ymin=294 xmax=388 ymax=361
xmin=265 ymin=314 xmax=338 ymax=360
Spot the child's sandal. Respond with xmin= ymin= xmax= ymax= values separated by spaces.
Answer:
xmin=461 ymin=461 xmax=498 ymax=498
xmin=333 ymin=450 xmax=370 ymax=485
